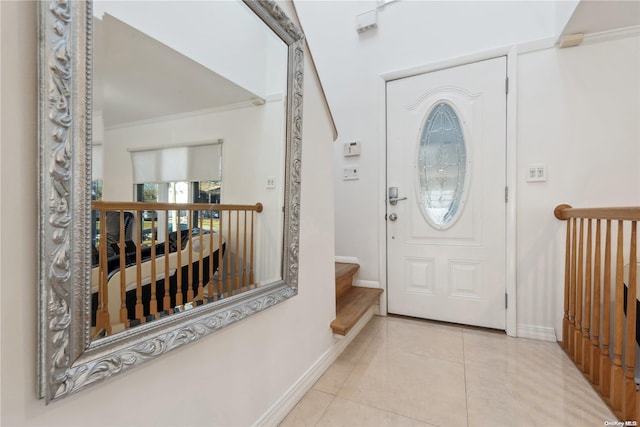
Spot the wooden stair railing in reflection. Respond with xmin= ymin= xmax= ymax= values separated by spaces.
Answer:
xmin=92 ymin=201 xmax=262 ymax=336
xmin=555 ymin=204 xmax=640 ymax=422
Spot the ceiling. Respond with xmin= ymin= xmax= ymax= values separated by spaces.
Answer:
xmin=94 ymin=14 xmax=258 ymax=128
xmin=93 ymin=1 xmax=639 ymax=128
xmin=561 ymin=0 xmax=640 ymax=37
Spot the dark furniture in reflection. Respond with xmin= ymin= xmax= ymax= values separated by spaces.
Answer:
xmin=624 ymin=282 xmax=640 ymax=346
xmin=91 ymin=229 xmax=225 ymax=326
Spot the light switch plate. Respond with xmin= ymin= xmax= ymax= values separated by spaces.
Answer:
xmin=343 ymin=166 xmax=359 ymax=180
xmin=526 ymin=163 xmax=547 ymax=182
xmin=266 ymin=177 xmax=276 ymax=189
xmin=343 ymin=141 xmax=361 ymax=157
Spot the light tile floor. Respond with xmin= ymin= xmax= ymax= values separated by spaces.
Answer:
xmin=280 ymin=315 xmax=617 ymax=427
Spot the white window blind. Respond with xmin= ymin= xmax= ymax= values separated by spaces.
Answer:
xmin=130 ymin=142 xmax=222 ymax=184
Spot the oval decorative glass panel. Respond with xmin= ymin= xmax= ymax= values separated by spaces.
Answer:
xmin=417 ymin=102 xmax=468 ymax=228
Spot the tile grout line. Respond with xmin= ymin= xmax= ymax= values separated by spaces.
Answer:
xmin=462 ymin=329 xmax=470 ymax=427
xmin=334 ymin=317 xmax=383 ymax=393
xmin=312 ymin=317 xmax=386 ymax=426
xmin=334 ymin=394 xmax=442 ymax=427
xmin=301 ymin=316 xmax=614 ymax=426
xmin=326 ymin=317 xmax=444 ymax=427
xmin=311 ymin=392 xmax=337 ymax=427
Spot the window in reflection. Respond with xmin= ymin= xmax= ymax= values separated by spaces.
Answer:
xmin=134 ymin=180 xmax=222 ymax=246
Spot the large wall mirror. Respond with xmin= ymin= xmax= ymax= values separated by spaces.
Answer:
xmin=38 ymin=0 xmax=304 ymax=402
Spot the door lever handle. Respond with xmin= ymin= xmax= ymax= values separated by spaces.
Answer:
xmin=389 ymin=197 xmax=407 ymax=206
xmin=388 ymin=187 xmax=407 ymax=206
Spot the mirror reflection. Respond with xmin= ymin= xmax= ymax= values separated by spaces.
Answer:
xmin=90 ymin=0 xmax=288 ymax=337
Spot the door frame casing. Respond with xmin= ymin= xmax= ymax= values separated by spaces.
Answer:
xmin=378 ymin=46 xmax=518 ymax=337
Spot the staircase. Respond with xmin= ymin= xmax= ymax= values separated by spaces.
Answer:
xmin=330 ymin=262 xmax=383 ymax=335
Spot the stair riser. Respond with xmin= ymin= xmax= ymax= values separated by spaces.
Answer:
xmin=336 ymin=274 xmax=354 ymax=300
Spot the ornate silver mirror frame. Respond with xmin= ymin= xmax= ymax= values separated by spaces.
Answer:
xmin=38 ymin=0 xmax=303 ymax=403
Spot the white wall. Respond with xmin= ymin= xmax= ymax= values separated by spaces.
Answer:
xmin=93 ymin=1 xmax=274 ymax=98
xmin=294 ymin=0 xmax=555 ymax=286
xmin=0 ymin=1 xmax=336 ymax=425
xmin=517 ymin=35 xmax=640 ymax=337
xmin=295 ymin=0 xmax=640 ymax=338
xmin=554 ymin=0 xmax=580 ymax=39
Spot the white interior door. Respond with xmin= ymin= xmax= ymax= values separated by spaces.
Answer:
xmin=386 ymin=57 xmax=507 ymax=330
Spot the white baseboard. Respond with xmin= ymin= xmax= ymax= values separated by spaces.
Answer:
xmin=254 ymin=308 xmax=376 ymax=427
xmin=354 ymin=279 xmax=380 ymax=289
xmin=334 ymin=256 xmax=359 ymax=264
xmin=517 ymin=324 xmax=557 ymax=342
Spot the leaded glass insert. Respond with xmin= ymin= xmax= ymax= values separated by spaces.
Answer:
xmin=418 ymin=102 xmax=467 ymax=228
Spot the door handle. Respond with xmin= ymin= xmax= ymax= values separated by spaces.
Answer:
xmin=388 ymin=213 xmax=398 ymax=221
xmin=389 ymin=197 xmax=407 ymax=206
xmin=388 ymin=187 xmax=407 ymax=206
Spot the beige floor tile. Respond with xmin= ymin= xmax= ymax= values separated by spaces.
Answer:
xmin=510 ymin=367 xmax=614 ymax=426
xmin=463 ymin=329 xmax=615 ymax=426
xmin=312 ymin=356 xmax=358 ymax=395
xmin=279 ymin=390 xmax=334 ymax=427
xmin=338 ymin=351 xmax=468 ymax=426
xmin=510 ymin=395 xmax=614 ymax=427
xmin=371 ymin=317 xmax=465 ymax=364
xmin=342 ymin=315 xmax=384 ymax=362
xmin=462 ymin=328 xmax=516 ymax=368
xmin=315 ymin=397 xmax=438 ymax=427
xmin=313 ymin=316 xmax=383 ymax=395
xmin=285 ymin=316 xmax=617 ymax=427
xmin=464 ymin=362 xmax=515 ymax=426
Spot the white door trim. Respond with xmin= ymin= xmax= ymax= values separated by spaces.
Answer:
xmin=378 ymin=46 xmax=518 ymax=337
xmin=505 ymin=47 xmax=517 ymax=338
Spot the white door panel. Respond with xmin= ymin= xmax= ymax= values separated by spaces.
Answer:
xmin=387 ymin=57 xmax=506 ymax=330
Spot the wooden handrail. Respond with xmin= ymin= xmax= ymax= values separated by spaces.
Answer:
xmin=555 ymin=203 xmax=639 ymax=421
xmin=92 ymin=201 xmax=263 ymax=212
xmin=554 ymin=204 xmax=640 ymax=221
